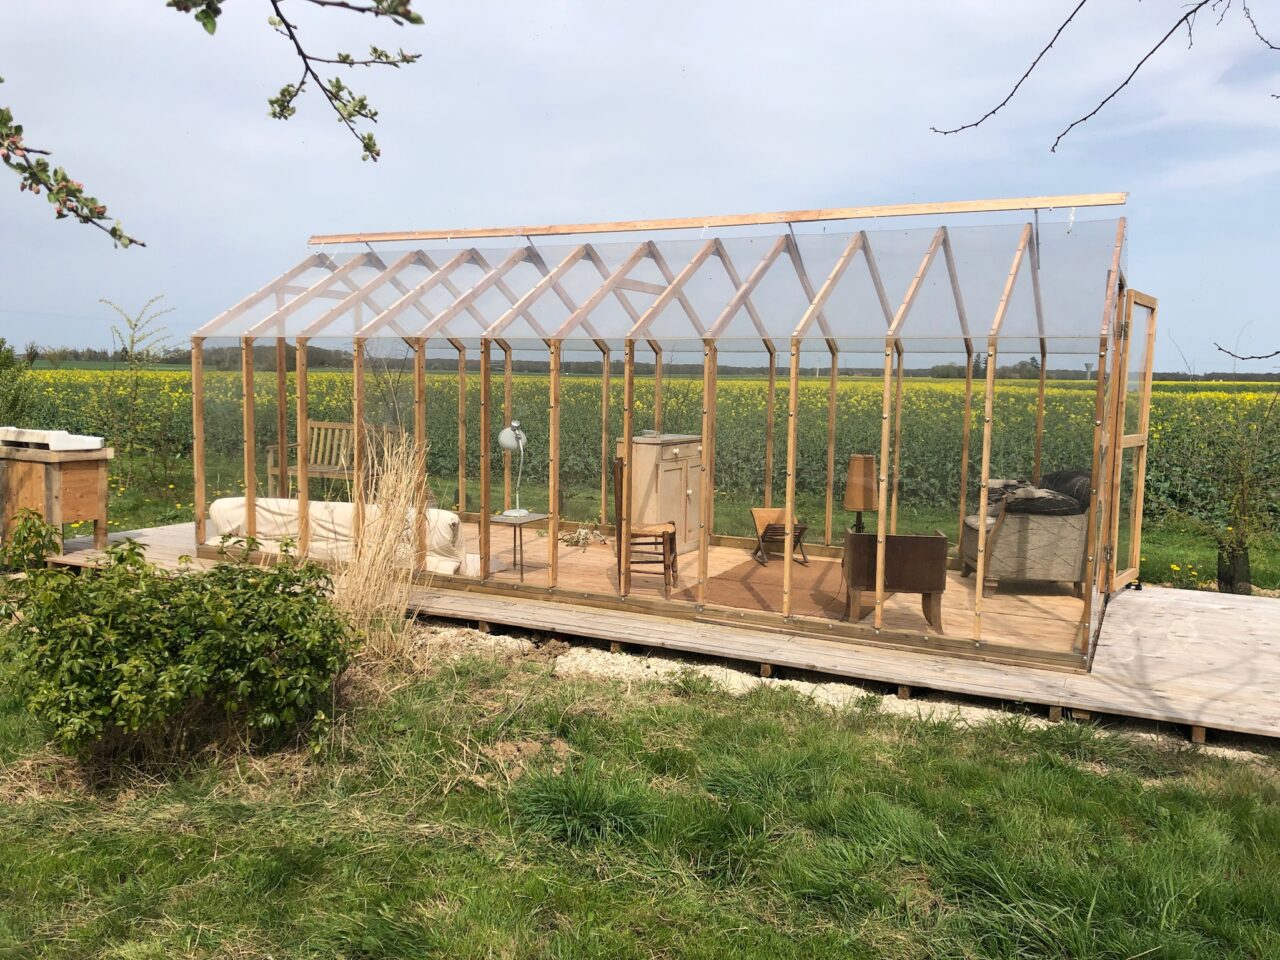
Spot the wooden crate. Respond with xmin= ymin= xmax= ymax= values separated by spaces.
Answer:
xmin=0 ymin=447 xmax=114 ymax=551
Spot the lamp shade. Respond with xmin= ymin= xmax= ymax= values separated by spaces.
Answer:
xmin=843 ymin=454 xmax=878 ymax=512
xmin=498 ymin=420 xmax=526 ymax=453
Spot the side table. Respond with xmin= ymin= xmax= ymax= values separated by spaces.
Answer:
xmin=489 ymin=512 xmax=549 ymax=582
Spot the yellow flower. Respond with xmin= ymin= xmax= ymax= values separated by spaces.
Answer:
xmin=1170 ymin=563 xmax=1180 ymax=571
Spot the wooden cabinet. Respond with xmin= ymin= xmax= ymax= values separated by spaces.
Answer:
xmin=618 ymin=433 xmax=703 ymax=554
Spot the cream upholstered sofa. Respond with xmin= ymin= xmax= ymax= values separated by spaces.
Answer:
xmin=206 ymin=496 xmax=465 ymax=574
xmin=959 ymin=470 xmax=1091 ymax=596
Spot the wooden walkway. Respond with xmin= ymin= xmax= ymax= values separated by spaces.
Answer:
xmin=55 ymin=522 xmax=1280 ymax=740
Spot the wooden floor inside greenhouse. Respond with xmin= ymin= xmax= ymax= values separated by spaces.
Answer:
xmin=55 ymin=522 xmax=1280 ymax=742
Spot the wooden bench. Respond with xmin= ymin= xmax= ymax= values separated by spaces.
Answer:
xmin=842 ymin=530 xmax=947 ymax=633
xmin=266 ymin=421 xmax=403 ymax=496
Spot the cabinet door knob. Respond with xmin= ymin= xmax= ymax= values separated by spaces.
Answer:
xmin=673 ymin=447 xmax=680 ymax=456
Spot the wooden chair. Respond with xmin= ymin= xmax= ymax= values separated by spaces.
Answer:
xmin=612 ymin=456 xmax=678 ymax=598
xmin=265 ymin=421 xmax=403 ymax=496
xmin=750 ymin=507 xmax=808 ymax=565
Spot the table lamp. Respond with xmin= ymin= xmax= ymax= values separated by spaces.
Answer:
xmin=497 ymin=420 xmax=529 ymax=517
xmin=843 ymin=454 xmax=878 ymax=533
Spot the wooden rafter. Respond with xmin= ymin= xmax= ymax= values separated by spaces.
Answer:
xmin=707 ymin=235 xmax=785 ymax=340
xmin=296 ymin=250 xmax=416 ymax=339
xmin=245 ymin=253 xmax=374 ymax=337
xmin=195 ymin=254 xmax=322 ymax=337
xmin=554 ymin=243 xmax=650 ymax=339
xmin=357 ymin=250 xmax=471 ymax=339
xmin=484 ymin=245 xmax=587 ymax=338
xmin=627 ymin=240 xmax=716 ymax=338
xmin=422 ymin=248 xmax=529 ymax=337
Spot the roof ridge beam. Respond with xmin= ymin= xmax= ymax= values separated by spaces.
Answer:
xmin=308 ymin=192 xmax=1128 ymax=245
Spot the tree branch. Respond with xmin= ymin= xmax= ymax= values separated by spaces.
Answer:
xmin=932 ymin=0 xmax=1091 ymax=136
xmin=1214 ymin=343 xmax=1280 ymax=361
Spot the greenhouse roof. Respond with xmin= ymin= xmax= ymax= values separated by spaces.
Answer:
xmin=195 ymin=194 xmax=1127 ymax=351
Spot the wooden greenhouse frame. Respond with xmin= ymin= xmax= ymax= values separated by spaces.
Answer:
xmin=190 ymin=192 xmax=1156 ymax=672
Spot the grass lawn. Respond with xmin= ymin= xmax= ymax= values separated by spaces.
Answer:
xmin=1 ymin=636 xmax=1278 ymax=958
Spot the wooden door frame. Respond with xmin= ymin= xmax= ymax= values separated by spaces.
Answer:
xmin=1106 ymin=289 xmax=1158 ymax=591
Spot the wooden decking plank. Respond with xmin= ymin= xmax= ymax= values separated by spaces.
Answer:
xmin=53 ymin=522 xmax=1280 ymax=740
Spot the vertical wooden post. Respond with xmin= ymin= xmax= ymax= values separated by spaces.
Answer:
xmin=296 ymin=337 xmax=311 ymax=557
xmin=620 ymin=340 xmax=636 ymax=596
xmin=971 ymin=337 xmax=999 ymax=641
xmin=873 ymin=339 xmax=894 ymax=628
xmin=191 ymin=337 xmax=206 ymax=545
xmin=698 ymin=339 xmax=717 ymax=604
xmin=352 ymin=338 xmax=366 ymax=543
xmin=503 ymin=342 xmax=514 ymax=512
xmin=412 ymin=337 xmax=426 ymax=570
xmin=275 ymin=337 xmax=289 ymax=497
xmin=456 ymin=343 xmax=467 ymax=513
xmin=1033 ymin=344 xmax=1048 ymax=483
xmin=889 ymin=346 xmax=905 ymax=534
xmin=1079 ymin=331 xmax=1111 ymax=650
xmin=956 ymin=343 xmax=975 ymax=550
xmin=650 ymin=339 xmax=664 ymax=432
xmin=241 ymin=337 xmax=257 ymax=539
xmin=548 ymin=339 xmax=562 ymax=587
xmin=764 ymin=343 xmax=777 ymax=509
xmin=782 ymin=337 xmax=801 ymax=616
xmin=479 ymin=340 xmax=492 ymax=580
xmin=824 ymin=346 xmax=838 ymax=545
xmin=599 ymin=343 xmax=611 ymax=527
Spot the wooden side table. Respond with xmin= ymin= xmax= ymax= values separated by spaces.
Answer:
xmin=0 ymin=447 xmax=114 ymax=551
xmin=489 ymin=512 xmax=549 ymax=581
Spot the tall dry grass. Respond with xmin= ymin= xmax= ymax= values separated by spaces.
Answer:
xmin=331 ymin=435 xmax=429 ymax=666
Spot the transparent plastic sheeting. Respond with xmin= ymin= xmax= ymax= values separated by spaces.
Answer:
xmin=197 ymin=219 xmax=1123 ymax=355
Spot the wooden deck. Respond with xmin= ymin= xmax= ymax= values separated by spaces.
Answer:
xmin=54 ymin=522 xmax=1280 ymax=740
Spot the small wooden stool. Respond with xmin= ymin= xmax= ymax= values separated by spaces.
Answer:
xmin=750 ymin=507 xmax=809 ymax=565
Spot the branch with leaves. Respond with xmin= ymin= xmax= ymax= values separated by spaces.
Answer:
xmin=934 ymin=0 xmax=1278 ymax=150
xmin=2 ymin=0 xmax=423 ymax=248
xmin=0 ymin=79 xmax=141 ymax=248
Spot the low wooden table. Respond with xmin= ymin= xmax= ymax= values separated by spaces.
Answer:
xmin=841 ymin=530 xmax=947 ymax=633
xmin=490 ymin=512 xmax=549 ymax=582
xmin=0 ymin=446 xmax=114 ymax=551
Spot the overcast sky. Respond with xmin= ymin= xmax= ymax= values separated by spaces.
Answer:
xmin=1 ymin=1 xmax=1277 ymax=371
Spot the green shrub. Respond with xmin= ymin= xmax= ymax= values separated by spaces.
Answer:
xmin=0 ymin=529 xmax=354 ymax=757
xmin=0 ymin=508 xmax=61 ymax=571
